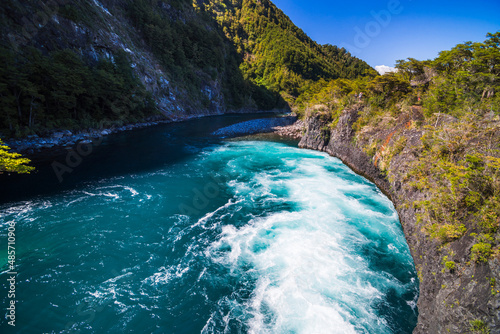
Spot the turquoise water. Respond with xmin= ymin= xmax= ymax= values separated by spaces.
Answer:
xmin=0 ymin=126 xmax=418 ymax=333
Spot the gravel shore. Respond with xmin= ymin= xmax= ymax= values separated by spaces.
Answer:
xmin=213 ymin=116 xmax=298 ymax=138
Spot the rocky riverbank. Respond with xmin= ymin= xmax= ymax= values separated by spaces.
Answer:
xmin=4 ymin=117 xmax=169 ymax=155
xmin=6 ymin=112 xmax=295 ymax=156
xmin=299 ymin=107 xmax=500 ymax=333
xmin=272 ymin=119 xmax=305 ymax=139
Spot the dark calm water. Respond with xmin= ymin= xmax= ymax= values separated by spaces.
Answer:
xmin=0 ymin=114 xmax=418 ymax=333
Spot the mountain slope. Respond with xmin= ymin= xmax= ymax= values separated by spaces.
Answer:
xmin=205 ymin=0 xmax=375 ymax=99
xmin=0 ymin=0 xmax=373 ymax=138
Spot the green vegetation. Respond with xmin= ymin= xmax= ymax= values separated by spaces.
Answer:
xmin=488 ymin=277 xmax=498 ymax=295
xmin=0 ymin=46 xmax=156 ymax=138
xmin=439 ymin=251 xmax=459 ymax=274
xmin=444 ymin=261 xmax=456 ymax=271
xmin=126 ymin=0 xmax=260 ymax=110
xmin=0 ymin=139 xmax=34 ymax=173
xmin=470 ymin=319 xmax=490 ymax=334
xmin=204 ymin=0 xmax=374 ymax=101
xmin=301 ymin=32 xmax=500 ymax=262
xmin=392 ymin=33 xmax=500 ymax=260
xmin=441 ymin=255 xmax=457 ymax=272
xmin=471 ymin=242 xmax=493 ymax=263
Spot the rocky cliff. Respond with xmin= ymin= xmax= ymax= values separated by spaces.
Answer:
xmin=299 ymin=108 xmax=500 ymax=333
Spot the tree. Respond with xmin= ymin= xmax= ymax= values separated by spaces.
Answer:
xmin=0 ymin=140 xmax=34 ymax=174
xmin=395 ymin=58 xmax=426 ymax=82
xmin=367 ymin=73 xmax=411 ymax=96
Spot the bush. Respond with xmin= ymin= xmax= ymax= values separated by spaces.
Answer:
xmin=470 ymin=319 xmax=490 ymax=334
xmin=429 ymin=223 xmax=467 ymax=243
xmin=0 ymin=140 xmax=35 ymax=174
xmin=471 ymin=243 xmax=493 ymax=263
xmin=476 ymin=198 xmax=500 ymax=234
xmin=445 ymin=261 xmax=456 ymax=271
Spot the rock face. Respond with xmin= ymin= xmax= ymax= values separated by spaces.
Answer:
xmin=299 ymin=107 xmax=500 ymax=333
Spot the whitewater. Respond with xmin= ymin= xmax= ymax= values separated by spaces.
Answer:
xmin=0 ymin=139 xmax=418 ymax=333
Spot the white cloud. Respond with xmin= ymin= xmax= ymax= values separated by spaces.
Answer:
xmin=375 ymin=65 xmax=398 ymax=75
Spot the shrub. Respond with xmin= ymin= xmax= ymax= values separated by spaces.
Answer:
xmin=0 ymin=140 xmax=35 ymax=174
xmin=471 ymin=243 xmax=493 ymax=263
xmin=429 ymin=223 xmax=467 ymax=243
xmin=470 ymin=319 xmax=490 ymax=334
xmin=476 ymin=198 xmax=500 ymax=234
xmin=445 ymin=261 xmax=456 ymax=271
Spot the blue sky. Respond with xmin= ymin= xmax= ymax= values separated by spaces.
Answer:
xmin=271 ymin=0 xmax=500 ymax=70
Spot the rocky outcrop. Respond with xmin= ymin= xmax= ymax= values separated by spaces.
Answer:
xmin=272 ymin=119 xmax=305 ymax=139
xmin=299 ymin=107 xmax=500 ymax=333
xmin=300 ymin=106 xmax=391 ymax=195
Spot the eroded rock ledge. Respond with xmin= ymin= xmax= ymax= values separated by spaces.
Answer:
xmin=299 ymin=106 xmax=500 ymax=333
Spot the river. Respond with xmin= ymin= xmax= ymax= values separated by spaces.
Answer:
xmin=0 ymin=114 xmax=418 ymax=333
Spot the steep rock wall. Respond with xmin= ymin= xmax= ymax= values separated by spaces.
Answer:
xmin=299 ymin=108 xmax=500 ymax=333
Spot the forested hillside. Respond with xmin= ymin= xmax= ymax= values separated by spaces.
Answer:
xmin=0 ymin=0 xmax=373 ymax=138
xmin=203 ymin=0 xmax=375 ymax=100
xmin=300 ymin=32 xmax=500 ymax=333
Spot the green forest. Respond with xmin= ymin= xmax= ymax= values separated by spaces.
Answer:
xmin=299 ymin=32 xmax=500 ymax=118
xmin=203 ymin=0 xmax=375 ymax=99
xmin=0 ymin=47 xmax=156 ymax=138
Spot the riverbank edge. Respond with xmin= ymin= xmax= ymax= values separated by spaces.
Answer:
xmin=4 ymin=109 xmax=290 ymax=156
xmin=297 ymin=106 xmax=500 ymax=333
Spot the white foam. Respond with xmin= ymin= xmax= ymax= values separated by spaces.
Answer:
xmin=96 ymin=185 xmax=139 ymax=196
xmin=205 ymin=141 xmax=414 ymax=332
xmin=142 ymin=267 xmax=171 ymax=286
xmin=103 ymin=272 xmax=133 ymax=284
xmin=82 ymin=191 xmax=119 ymax=199
xmin=195 ymin=198 xmax=243 ymax=229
